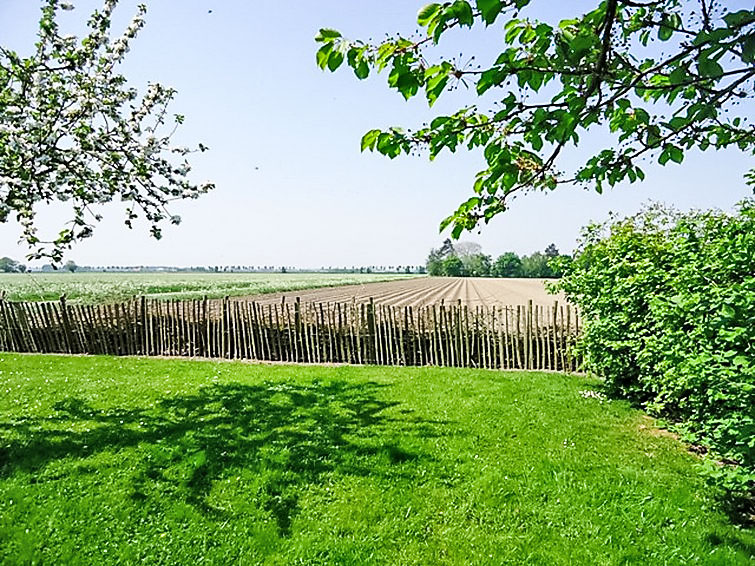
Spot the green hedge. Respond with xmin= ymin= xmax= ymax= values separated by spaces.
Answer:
xmin=557 ymin=201 xmax=754 ymax=493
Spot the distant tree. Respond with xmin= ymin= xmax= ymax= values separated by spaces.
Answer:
xmin=465 ymin=253 xmax=492 ymax=277
xmin=543 ymin=243 xmax=571 ymax=276
xmin=0 ymin=256 xmax=25 ymax=273
xmin=438 ymin=238 xmax=455 ymax=257
xmin=442 ymin=255 xmax=465 ymax=277
xmin=544 ymin=243 xmax=559 ymax=258
xmin=493 ymin=252 xmax=523 ymax=278
xmin=64 ymin=260 xmax=77 ymax=273
xmin=453 ymin=241 xmax=482 ymax=258
xmin=426 ymin=238 xmax=458 ymax=275
xmin=426 ymin=249 xmax=445 ymax=275
xmin=453 ymin=241 xmax=485 ymax=274
xmin=1 ymin=0 xmax=213 ymax=262
xmin=521 ymin=252 xmax=553 ymax=278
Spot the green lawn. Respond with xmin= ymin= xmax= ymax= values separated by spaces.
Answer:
xmin=0 ymin=354 xmax=751 ymax=565
xmin=0 ymin=272 xmax=416 ymax=303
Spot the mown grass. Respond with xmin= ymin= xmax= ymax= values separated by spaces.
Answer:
xmin=0 ymin=354 xmax=751 ymax=565
xmin=0 ymin=272 xmax=417 ymax=303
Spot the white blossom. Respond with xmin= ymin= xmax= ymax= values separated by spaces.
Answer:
xmin=0 ymin=0 xmax=213 ymax=262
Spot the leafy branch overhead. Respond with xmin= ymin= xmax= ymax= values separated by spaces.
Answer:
xmin=316 ymin=0 xmax=755 ymax=237
xmin=0 ymin=0 xmax=214 ymax=262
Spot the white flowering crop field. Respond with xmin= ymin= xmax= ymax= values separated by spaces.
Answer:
xmin=0 ymin=272 xmax=418 ymax=304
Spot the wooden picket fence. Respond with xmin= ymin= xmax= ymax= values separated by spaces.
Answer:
xmin=0 ymin=296 xmax=582 ymax=371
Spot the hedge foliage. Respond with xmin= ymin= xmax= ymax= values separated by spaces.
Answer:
xmin=557 ymin=201 xmax=754 ymax=493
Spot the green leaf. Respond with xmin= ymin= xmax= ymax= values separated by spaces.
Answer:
xmin=461 ymin=196 xmax=481 ymax=210
xmin=658 ymin=20 xmax=673 ymax=41
xmin=529 ymin=133 xmax=543 ymax=151
xmin=740 ymin=34 xmax=755 ymax=63
xmin=417 ymin=3 xmax=442 ymax=27
xmin=520 ymin=25 xmax=537 ymax=44
xmin=528 ymin=70 xmax=544 ymax=91
xmin=558 ymin=18 xmax=578 ymax=30
xmin=361 ymin=129 xmax=381 ymax=152
xmin=667 ymin=116 xmax=688 ymax=131
xmin=429 ymin=13 xmax=450 ymax=42
xmin=723 ymin=10 xmax=755 ymax=28
xmin=570 ymin=34 xmax=594 ymax=59
xmin=315 ymin=28 xmax=342 ymax=42
xmin=476 ymin=0 xmax=502 ymax=25
xmin=660 ymin=144 xmax=684 ymax=165
xmin=505 ymin=22 xmax=522 ymax=43
xmin=697 ymin=57 xmax=723 ymax=78
xmin=668 ymin=65 xmax=689 ymax=85
xmin=646 ymin=125 xmax=662 ymax=147
xmin=327 ymin=49 xmax=344 ymax=72
xmin=476 ymin=67 xmax=504 ymax=95
xmin=449 ymin=1 xmax=474 ymax=27
xmin=439 ymin=213 xmax=455 ymax=231
xmin=390 ymin=66 xmax=421 ymax=100
xmin=348 ymin=48 xmax=370 ymax=79
xmin=354 ymin=60 xmax=369 ymax=79
xmin=316 ymin=44 xmax=332 ymax=69
xmin=426 ymin=74 xmax=449 ymax=106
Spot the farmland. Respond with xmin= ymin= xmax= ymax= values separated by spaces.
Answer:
xmin=0 ymin=272 xmax=417 ymax=304
xmin=241 ymin=276 xmax=565 ymax=307
xmin=1 ymin=354 xmax=751 ymax=565
xmin=0 ymin=273 xmax=565 ymax=308
xmin=1 ymin=276 xmax=576 ymax=371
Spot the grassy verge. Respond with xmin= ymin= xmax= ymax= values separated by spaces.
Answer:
xmin=0 ymin=272 xmax=418 ymax=303
xmin=0 ymin=354 xmax=751 ymax=565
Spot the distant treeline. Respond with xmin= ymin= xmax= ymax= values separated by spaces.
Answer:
xmin=1 ymin=258 xmax=426 ymax=275
xmin=426 ymin=241 xmax=570 ymax=278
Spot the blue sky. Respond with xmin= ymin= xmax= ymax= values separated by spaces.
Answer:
xmin=1 ymin=0 xmax=752 ymax=268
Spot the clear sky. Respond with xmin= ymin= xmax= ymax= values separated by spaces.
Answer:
xmin=1 ymin=0 xmax=752 ymax=268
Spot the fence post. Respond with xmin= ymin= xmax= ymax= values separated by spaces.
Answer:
xmin=367 ymin=298 xmax=376 ymax=364
xmin=0 ymin=294 xmax=5 ymax=352
xmin=566 ymin=305 xmax=572 ymax=371
xmin=0 ymin=294 xmax=580 ymax=372
xmin=0 ymin=293 xmax=7 ymax=351
xmin=526 ymin=300 xmax=533 ymax=369
xmin=222 ymin=296 xmax=229 ymax=358
xmin=59 ymin=295 xmax=75 ymax=354
xmin=294 ymin=297 xmax=306 ymax=362
xmin=139 ymin=296 xmax=147 ymax=354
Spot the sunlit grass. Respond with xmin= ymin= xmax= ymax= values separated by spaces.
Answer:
xmin=0 ymin=354 xmax=751 ymax=565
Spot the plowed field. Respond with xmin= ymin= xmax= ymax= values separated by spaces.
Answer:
xmin=240 ymin=277 xmax=565 ymax=307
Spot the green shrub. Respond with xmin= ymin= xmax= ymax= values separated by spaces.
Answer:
xmin=557 ymin=201 xmax=755 ymax=494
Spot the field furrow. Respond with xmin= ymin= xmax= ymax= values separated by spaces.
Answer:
xmin=242 ymin=277 xmax=565 ymax=308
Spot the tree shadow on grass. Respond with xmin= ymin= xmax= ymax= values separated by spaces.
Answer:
xmin=0 ymin=379 xmax=450 ymax=535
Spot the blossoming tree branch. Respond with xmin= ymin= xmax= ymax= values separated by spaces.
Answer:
xmin=0 ymin=0 xmax=213 ymax=262
xmin=317 ymin=0 xmax=755 ymax=237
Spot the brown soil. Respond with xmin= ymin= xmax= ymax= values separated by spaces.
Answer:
xmin=232 ymin=277 xmax=567 ymax=308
